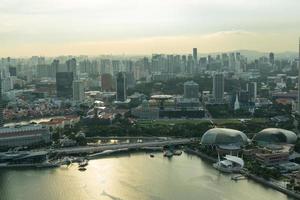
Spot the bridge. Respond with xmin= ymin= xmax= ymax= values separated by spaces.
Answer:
xmin=51 ymin=138 xmax=198 ymax=155
xmin=87 ymin=136 xmax=168 ymax=140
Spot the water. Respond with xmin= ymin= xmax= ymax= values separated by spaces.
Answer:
xmin=0 ymin=152 xmax=293 ymax=200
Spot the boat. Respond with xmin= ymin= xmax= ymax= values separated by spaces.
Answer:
xmin=150 ymin=154 xmax=155 ymax=158
xmin=61 ymin=157 xmax=72 ymax=166
xmin=79 ymin=159 xmax=88 ymax=167
xmin=164 ymin=150 xmax=173 ymax=157
xmin=78 ymin=167 xmax=87 ymax=171
xmin=213 ymin=155 xmax=244 ymax=173
xmin=173 ymin=150 xmax=182 ymax=156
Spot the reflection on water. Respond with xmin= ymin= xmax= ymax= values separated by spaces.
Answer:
xmin=0 ymin=153 xmax=294 ymax=200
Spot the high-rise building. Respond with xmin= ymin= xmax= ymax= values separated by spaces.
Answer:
xmin=101 ymin=73 xmax=113 ymax=91
xmin=184 ymin=81 xmax=199 ymax=99
xmin=116 ymin=72 xmax=127 ymax=102
xmin=247 ymin=82 xmax=257 ymax=102
xmin=73 ymin=80 xmax=85 ymax=102
xmin=269 ymin=52 xmax=275 ymax=65
xmin=0 ymin=73 xmax=3 ymax=127
xmin=56 ymin=72 xmax=73 ymax=98
xmin=229 ymin=53 xmax=236 ymax=71
xmin=9 ymin=67 xmax=17 ymax=76
xmin=213 ymin=73 xmax=224 ymax=103
xmin=298 ymin=38 xmax=300 ymax=113
xmin=50 ymin=59 xmax=59 ymax=78
xmin=66 ymin=58 xmax=77 ymax=78
xmin=193 ymin=48 xmax=198 ymax=62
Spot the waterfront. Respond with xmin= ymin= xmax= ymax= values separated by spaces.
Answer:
xmin=0 ymin=152 xmax=294 ymax=200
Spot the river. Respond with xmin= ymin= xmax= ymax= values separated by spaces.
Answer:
xmin=0 ymin=152 xmax=294 ymax=200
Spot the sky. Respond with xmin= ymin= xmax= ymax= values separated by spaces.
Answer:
xmin=0 ymin=0 xmax=299 ymax=57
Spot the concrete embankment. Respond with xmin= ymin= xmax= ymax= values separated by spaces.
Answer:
xmin=184 ymin=147 xmax=300 ymax=200
xmin=246 ymin=174 xmax=300 ymax=200
xmin=184 ymin=148 xmax=217 ymax=162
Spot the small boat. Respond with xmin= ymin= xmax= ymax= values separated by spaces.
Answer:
xmin=164 ymin=150 xmax=173 ymax=157
xmin=79 ymin=159 xmax=88 ymax=167
xmin=150 ymin=154 xmax=155 ymax=158
xmin=173 ymin=150 xmax=182 ymax=156
xmin=78 ymin=167 xmax=87 ymax=171
xmin=61 ymin=157 xmax=72 ymax=166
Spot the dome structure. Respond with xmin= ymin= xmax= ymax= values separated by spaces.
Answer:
xmin=253 ymin=128 xmax=297 ymax=145
xmin=201 ymin=128 xmax=248 ymax=146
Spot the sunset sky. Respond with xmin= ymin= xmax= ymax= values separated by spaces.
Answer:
xmin=0 ymin=0 xmax=299 ymax=57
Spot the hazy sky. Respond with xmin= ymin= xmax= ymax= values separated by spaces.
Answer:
xmin=0 ymin=0 xmax=299 ymax=57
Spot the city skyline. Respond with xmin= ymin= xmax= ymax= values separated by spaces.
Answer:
xmin=1 ymin=0 xmax=300 ymax=57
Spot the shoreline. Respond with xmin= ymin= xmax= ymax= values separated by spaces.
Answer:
xmin=184 ymin=147 xmax=300 ymax=200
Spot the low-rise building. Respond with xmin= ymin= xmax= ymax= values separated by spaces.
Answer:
xmin=0 ymin=125 xmax=51 ymax=148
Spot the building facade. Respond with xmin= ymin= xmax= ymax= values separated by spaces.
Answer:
xmin=73 ymin=80 xmax=85 ymax=102
xmin=116 ymin=72 xmax=127 ymax=102
xmin=56 ymin=72 xmax=73 ymax=98
xmin=184 ymin=81 xmax=199 ymax=99
xmin=213 ymin=73 xmax=224 ymax=103
xmin=0 ymin=125 xmax=51 ymax=148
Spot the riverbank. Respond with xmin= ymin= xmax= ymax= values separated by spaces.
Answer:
xmin=184 ymin=147 xmax=300 ymax=200
xmin=247 ymin=174 xmax=300 ymax=200
xmin=184 ymin=148 xmax=217 ymax=162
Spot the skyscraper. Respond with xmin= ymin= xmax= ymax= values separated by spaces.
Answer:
xmin=101 ymin=73 xmax=113 ymax=91
xmin=66 ymin=58 xmax=77 ymax=79
xmin=0 ymin=73 xmax=3 ymax=127
xmin=298 ymin=38 xmax=300 ymax=113
xmin=193 ymin=48 xmax=198 ymax=61
xmin=184 ymin=81 xmax=199 ymax=99
xmin=247 ymin=82 xmax=257 ymax=103
xmin=73 ymin=80 xmax=85 ymax=102
xmin=116 ymin=72 xmax=127 ymax=102
xmin=269 ymin=52 xmax=275 ymax=65
xmin=213 ymin=73 xmax=224 ymax=103
xmin=56 ymin=72 xmax=73 ymax=98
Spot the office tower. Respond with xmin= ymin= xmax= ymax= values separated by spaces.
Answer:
xmin=181 ymin=55 xmax=187 ymax=72
xmin=269 ymin=52 xmax=275 ymax=65
xmin=247 ymin=82 xmax=257 ymax=102
xmin=213 ymin=73 xmax=224 ymax=103
xmin=184 ymin=81 xmax=199 ymax=99
xmin=50 ymin=59 xmax=59 ymax=78
xmin=126 ymin=72 xmax=136 ymax=89
xmin=298 ymin=38 xmax=300 ymax=113
xmin=9 ymin=67 xmax=17 ymax=76
xmin=56 ymin=72 xmax=73 ymax=98
xmin=187 ymin=54 xmax=193 ymax=74
xmin=229 ymin=53 xmax=236 ymax=71
xmin=116 ymin=72 xmax=126 ymax=102
xmin=100 ymin=59 xmax=111 ymax=74
xmin=0 ymin=73 xmax=3 ymax=127
xmin=66 ymin=58 xmax=77 ymax=78
xmin=112 ymin=60 xmax=121 ymax=75
xmin=193 ymin=48 xmax=198 ymax=62
xmin=101 ymin=73 xmax=114 ymax=91
xmin=199 ymin=57 xmax=207 ymax=69
xmin=73 ymin=80 xmax=85 ymax=102
xmin=221 ymin=53 xmax=229 ymax=67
